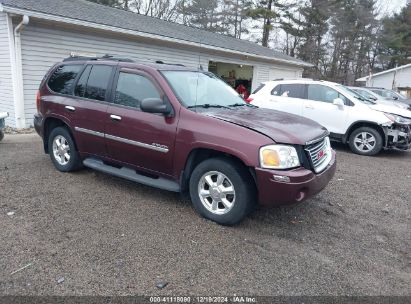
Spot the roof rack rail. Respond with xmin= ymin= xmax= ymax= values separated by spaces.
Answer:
xmin=63 ymin=54 xmax=134 ymax=62
xmin=155 ymin=60 xmax=185 ymax=67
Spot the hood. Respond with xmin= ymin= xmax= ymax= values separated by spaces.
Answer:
xmin=369 ymin=104 xmax=411 ymax=118
xmin=203 ymin=107 xmax=328 ymax=145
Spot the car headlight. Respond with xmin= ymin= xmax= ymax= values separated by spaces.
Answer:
xmin=259 ymin=145 xmax=300 ymax=169
xmin=384 ymin=113 xmax=411 ymax=124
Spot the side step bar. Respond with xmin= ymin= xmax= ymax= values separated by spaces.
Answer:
xmin=83 ymin=158 xmax=180 ymax=192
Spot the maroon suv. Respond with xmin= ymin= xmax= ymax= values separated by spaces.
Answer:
xmin=34 ymin=56 xmax=336 ymax=225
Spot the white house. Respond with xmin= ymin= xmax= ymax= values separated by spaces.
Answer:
xmin=356 ymin=63 xmax=411 ymax=97
xmin=0 ymin=0 xmax=311 ymax=128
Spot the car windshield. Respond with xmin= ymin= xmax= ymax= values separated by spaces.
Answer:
xmin=386 ymin=90 xmax=406 ymax=100
xmin=337 ymin=85 xmax=376 ymax=105
xmin=162 ymin=71 xmax=247 ymax=108
xmin=352 ymin=88 xmax=376 ymax=101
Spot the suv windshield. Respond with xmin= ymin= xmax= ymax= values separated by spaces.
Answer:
xmin=352 ymin=88 xmax=377 ymax=101
xmin=162 ymin=71 xmax=247 ymax=108
xmin=337 ymin=85 xmax=375 ymax=105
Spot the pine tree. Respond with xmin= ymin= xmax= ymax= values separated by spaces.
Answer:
xmin=247 ymin=0 xmax=285 ymax=47
xmin=378 ymin=3 xmax=411 ymax=68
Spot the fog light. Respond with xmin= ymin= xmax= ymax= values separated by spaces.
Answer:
xmin=273 ymin=175 xmax=290 ymax=183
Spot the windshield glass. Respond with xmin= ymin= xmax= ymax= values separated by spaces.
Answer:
xmin=162 ymin=71 xmax=246 ymax=108
xmin=337 ymin=85 xmax=376 ymax=105
xmin=352 ymin=88 xmax=376 ymax=100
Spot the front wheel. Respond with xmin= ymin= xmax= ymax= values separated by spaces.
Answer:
xmin=348 ymin=127 xmax=383 ymax=156
xmin=189 ymin=157 xmax=256 ymax=225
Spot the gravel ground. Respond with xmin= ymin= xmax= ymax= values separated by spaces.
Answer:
xmin=0 ymin=134 xmax=410 ymax=296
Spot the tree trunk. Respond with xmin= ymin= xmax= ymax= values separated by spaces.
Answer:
xmin=262 ymin=0 xmax=273 ymax=47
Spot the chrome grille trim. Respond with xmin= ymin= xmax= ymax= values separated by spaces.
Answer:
xmin=305 ymin=137 xmax=332 ymax=173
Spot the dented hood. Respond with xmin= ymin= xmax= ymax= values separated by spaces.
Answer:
xmin=369 ymin=104 xmax=411 ymax=118
xmin=204 ymin=107 xmax=328 ymax=145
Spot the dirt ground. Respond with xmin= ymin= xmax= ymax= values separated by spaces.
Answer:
xmin=0 ymin=134 xmax=410 ymax=296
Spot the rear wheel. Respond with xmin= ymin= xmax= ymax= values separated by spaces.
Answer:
xmin=0 ymin=130 xmax=4 ymax=141
xmin=189 ymin=157 xmax=255 ymax=225
xmin=48 ymin=127 xmax=82 ymax=172
xmin=348 ymin=127 xmax=383 ymax=156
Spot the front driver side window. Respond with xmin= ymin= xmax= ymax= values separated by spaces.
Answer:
xmin=114 ymin=72 xmax=161 ymax=109
xmin=307 ymin=84 xmax=347 ymax=104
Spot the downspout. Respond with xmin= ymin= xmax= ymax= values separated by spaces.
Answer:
xmin=13 ymin=15 xmax=29 ymax=129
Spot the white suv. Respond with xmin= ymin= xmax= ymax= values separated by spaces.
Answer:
xmin=249 ymin=79 xmax=411 ymax=155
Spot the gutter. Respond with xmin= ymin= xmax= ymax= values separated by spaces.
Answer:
xmin=1 ymin=5 xmax=313 ymax=68
xmin=12 ymin=14 xmax=29 ymax=129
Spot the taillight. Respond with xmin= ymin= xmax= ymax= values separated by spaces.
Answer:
xmin=36 ymin=91 xmax=41 ymax=112
xmin=245 ymin=97 xmax=253 ymax=103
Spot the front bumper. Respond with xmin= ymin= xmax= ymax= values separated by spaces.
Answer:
xmin=385 ymin=123 xmax=411 ymax=150
xmin=256 ymin=150 xmax=336 ymax=207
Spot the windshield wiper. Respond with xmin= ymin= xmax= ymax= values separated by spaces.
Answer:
xmin=228 ymin=103 xmax=257 ymax=108
xmin=187 ymin=104 xmax=230 ymax=109
xmin=354 ymin=96 xmax=366 ymax=101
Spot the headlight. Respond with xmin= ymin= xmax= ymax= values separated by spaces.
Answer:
xmin=259 ymin=145 xmax=300 ymax=169
xmin=384 ymin=113 xmax=411 ymax=124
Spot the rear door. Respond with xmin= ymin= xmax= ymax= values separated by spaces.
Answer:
xmin=71 ymin=63 xmax=116 ymax=156
xmin=104 ymin=68 xmax=178 ymax=176
xmin=268 ymin=83 xmax=305 ymax=116
xmin=302 ymin=84 xmax=349 ymax=134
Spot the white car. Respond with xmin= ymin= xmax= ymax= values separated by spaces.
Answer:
xmin=249 ymin=79 xmax=411 ymax=155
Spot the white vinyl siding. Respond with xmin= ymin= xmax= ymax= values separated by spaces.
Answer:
xmin=253 ymin=66 xmax=270 ymax=91
xmin=0 ymin=12 xmax=14 ymax=127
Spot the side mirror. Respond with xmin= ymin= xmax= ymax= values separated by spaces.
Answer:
xmin=333 ymin=98 xmax=344 ymax=107
xmin=140 ymin=98 xmax=172 ymax=116
xmin=392 ymin=96 xmax=399 ymax=100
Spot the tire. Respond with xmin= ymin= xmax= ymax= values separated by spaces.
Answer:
xmin=348 ymin=126 xmax=383 ymax=156
xmin=0 ymin=130 xmax=4 ymax=142
xmin=48 ymin=126 xmax=82 ymax=172
xmin=189 ymin=157 xmax=256 ymax=225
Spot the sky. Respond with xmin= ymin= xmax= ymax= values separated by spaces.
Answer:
xmin=377 ymin=0 xmax=408 ymax=16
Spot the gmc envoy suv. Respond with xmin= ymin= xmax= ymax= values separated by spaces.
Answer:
xmin=34 ymin=56 xmax=336 ymax=225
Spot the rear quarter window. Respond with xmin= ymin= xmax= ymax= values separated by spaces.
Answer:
xmin=47 ymin=64 xmax=83 ymax=94
xmin=252 ymin=83 xmax=265 ymax=94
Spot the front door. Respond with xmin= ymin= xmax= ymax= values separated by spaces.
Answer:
xmin=302 ymin=84 xmax=349 ymax=134
xmin=105 ymin=69 xmax=178 ymax=176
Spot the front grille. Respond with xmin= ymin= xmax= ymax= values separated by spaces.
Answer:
xmin=305 ymin=137 xmax=332 ymax=173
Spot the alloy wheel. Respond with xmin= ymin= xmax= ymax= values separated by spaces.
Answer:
xmin=52 ymin=135 xmax=71 ymax=166
xmin=198 ymin=171 xmax=236 ymax=215
xmin=353 ymin=132 xmax=376 ymax=152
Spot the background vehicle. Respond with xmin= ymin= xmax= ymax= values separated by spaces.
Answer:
xmin=349 ymin=87 xmax=411 ymax=110
xmin=249 ymin=79 xmax=411 ymax=156
xmin=367 ymin=87 xmax=411 ymax=106
xmin=0 ymin=112 xmax=8 ymax=141
xmin=34 ymin=57 xmax=336 ymax=225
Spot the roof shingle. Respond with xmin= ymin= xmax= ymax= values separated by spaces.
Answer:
xmin=0 ymin=0 xmax=310 ymax=66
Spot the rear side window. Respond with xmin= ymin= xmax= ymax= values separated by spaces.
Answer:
xmin=252 ymin=83 xmax=265 ymax=94
xmin=74 ymin=65 xmax=92 ymax=97
xmin=114 ymin=72 xmax=161 ymax=109
xmin=48 ymin=65 xmax=83 ymax=94
xmin=272 ymin=84 xmax=305 ymax=99
xmin=84 ymin=65 xmax=113 ymax=101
